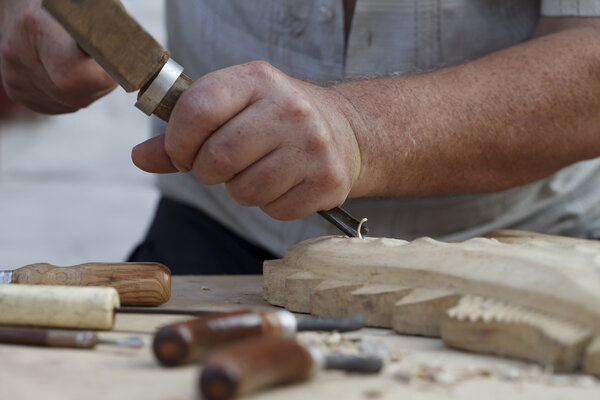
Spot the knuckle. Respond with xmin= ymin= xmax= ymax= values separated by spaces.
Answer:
xmin=182 ymin=79 xmax=223 ymax=125
xmin=244 ymin=60 xmax=275 ymax=80
xmin=282 ymin=96 xmax=314 ymax=121
xmin=227 ymin=180 xmax=260 ymax=206
xmin=318 ymin=162 xmax=346 ymax=191
xmin=1 ymin=40 xmax=22 ymax=64
xmin=51 ymin=67 xmax=80 ymax=93
xmin=20 ymin=9 xmax=41 ymax=36
xmin=193 ymin=73 xmax=222 ymax=97
xmin=202 ymin=143 xmax=233 ymax=173
xmin=303 ymin=126 xmax=329 ymax=154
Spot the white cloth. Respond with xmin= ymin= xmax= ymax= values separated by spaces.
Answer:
xmin=154 ymin=0 xmax=600 ymax=256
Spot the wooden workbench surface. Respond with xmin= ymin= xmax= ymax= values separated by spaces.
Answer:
xmin=0 ymin=276 xmax=598 ymax=400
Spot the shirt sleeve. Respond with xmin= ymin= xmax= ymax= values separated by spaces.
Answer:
xmin=542 ymin=0 xmax=600 ymax=16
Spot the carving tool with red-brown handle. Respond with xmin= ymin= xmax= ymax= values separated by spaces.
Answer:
xmin=199 ymin=337 xmax=383 ymax=400
xmin=152 ymin=310 xmax=366 ymax=367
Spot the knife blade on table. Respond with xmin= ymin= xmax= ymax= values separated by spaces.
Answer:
xmin=42 ymin=0 xmax=369 ymax=239
xmin=0 ymin=262 xmax=171 ymax=306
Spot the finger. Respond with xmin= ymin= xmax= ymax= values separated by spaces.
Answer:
xmin=131 ymin=134 xmax=179 ymax=173
xmin=1 ymin=67 xmax=77 ymax=113
xmin=259 ymin=181 xmax=314 ymax=221
xmin=260 ymin=180 xmax=345 ymax=221
xmin=2 ymin=9 xmax=115 ymax=111
xmin=36 ymin=19 xmax=117 ymax=107
xmin=165 ymin=61 xmax=276 ymax=171
xmin=224 ymin=148 xmax=304 ymax=207
xmin=191 ymin=100 xmax=283 ymax=184
xmin=260 ymin=161 xmax=350 ymax=221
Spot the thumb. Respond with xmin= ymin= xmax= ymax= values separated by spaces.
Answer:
xmin=131 ymin=134 xmax=178 ymax=173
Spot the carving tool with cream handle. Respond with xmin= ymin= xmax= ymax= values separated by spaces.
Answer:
xmin=0 ymin=284 xmax=360 ymax=334
xmin=0 ymin=285 xmax=215 ymax=330
xmin=42 ymin=0 xmax=369 ymax=239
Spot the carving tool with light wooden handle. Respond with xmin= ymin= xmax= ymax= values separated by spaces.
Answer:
xmin=152 ymin=310 xmax=366 ymax=367
xmin=42 ymin=0 xmax=369 ymax=239
xmin=199 ymin=337 xmax=383 ymax=400
xmin=0 ymin=262 xmax=171 ymax=306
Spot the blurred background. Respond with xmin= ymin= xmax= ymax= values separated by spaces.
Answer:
xmin=0 ymin=1 xmax=165 ymax=268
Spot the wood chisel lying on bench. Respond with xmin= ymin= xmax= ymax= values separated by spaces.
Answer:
xmin=0 ymin=262 xmax=171 ymax=306
xmin=199 ymin=337 xmax=383 ymax=400
xmin=42 ymin=0 xmax=369 ymax=239
xmin=0 ymin=285 xmax=363 ymax=340
xmin=153 ymin=310 xmax=366 ymax=366
xmin=0 ymin=326 xmax=143 ymax=349
xmin=0 ymin=285 xmax=208 ymax=330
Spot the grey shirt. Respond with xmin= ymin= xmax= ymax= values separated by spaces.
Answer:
xmin=155 ymin=0 xmax=600 ymax=256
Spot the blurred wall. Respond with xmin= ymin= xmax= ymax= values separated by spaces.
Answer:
xmin=0 ymin=1 xmax=166 ymax=267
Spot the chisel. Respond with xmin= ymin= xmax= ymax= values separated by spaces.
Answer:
xmin=152 ymin=310 xmax=366 ymax=366
xmin=0 ymin=284 xmax=358 ymax=336
xmin=0 ymin=285 xmax=212 ymax=330
xmin=199 ymin=337 xmax=383 ymax=400
xmin=42 ymin=0 xmax=369 ymax=239
xmin=0 ymin=262 xmax=171 ymax=306
xmin=0 ymin=326 xmax=143 ymax=349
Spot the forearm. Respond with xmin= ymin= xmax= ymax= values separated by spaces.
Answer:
xmin=336 ymin=22 xmax=600 ymax=197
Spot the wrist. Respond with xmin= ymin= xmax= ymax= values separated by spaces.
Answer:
xmin=327 ymin=82 xmax=380 ymax=197
xmin=317 ymin=84 xmax=368 ymax=198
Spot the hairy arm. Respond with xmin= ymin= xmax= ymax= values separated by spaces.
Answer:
xmin=133 ymin=17 xmax=600 ymax=220
xmin=339 ymin=17 xmax=600 ymax=197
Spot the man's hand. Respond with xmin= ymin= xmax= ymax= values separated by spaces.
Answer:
xmin=131 ymin=61 xmax=363 ymax=220
xmin=0 ymin=0 xmax=116 ymax=113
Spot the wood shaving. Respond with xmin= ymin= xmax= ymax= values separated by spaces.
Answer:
xmin=391 ymin=362 xmax=599 ymax=389
xmin=363 ymin=389 xmax=382 ymax=399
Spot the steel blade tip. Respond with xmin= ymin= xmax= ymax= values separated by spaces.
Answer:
xmin=98 ymin=336 xmax=145 ymax=348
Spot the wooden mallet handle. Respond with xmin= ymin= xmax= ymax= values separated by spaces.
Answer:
xmin=153 ymin=310 xmax=292 ymax=367
xmin=199 ymin=337 xmax=315 ymax=400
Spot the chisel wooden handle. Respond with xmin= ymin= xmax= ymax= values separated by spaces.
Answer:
xmin=12 ymin=262 xmax=171 ymax=306
xmin=144 ymin=73 xmax=193 ymax=122
xmin=199 ymin=337 xmax=315 ymax=400
xmin=153 ymin=310 xmax=295 ymax=367
xmin=0 ymin=327 xmax=98 ymax=348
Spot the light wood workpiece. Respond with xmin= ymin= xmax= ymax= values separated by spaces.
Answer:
xmin=0 ymin=276 xmax=598 ymax=400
